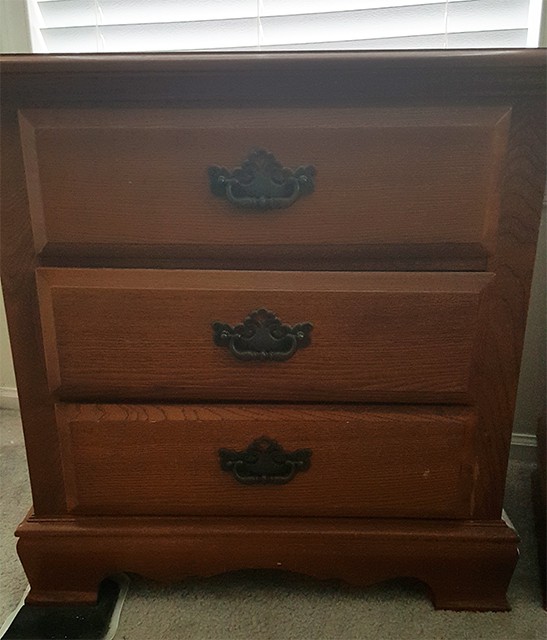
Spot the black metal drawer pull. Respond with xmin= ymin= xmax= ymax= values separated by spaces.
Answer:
xmin=219 ymin=437 xmax=312 ymax=485
xmin=208 ymin=148 xmax=315 ymax=210
xmin=212 ymin=308 xmax=312 ymax=362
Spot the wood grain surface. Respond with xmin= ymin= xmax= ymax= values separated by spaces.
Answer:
xmin=1 ymin=51 xmax=544 ymax=105
xmin=1 ymin=51 xmax=544 ymax=610
xmin=16 ymin=512 xmax=519 ymax=611
xmin=19 ymin=106 xmax=509 ymax=263
xmin=0 ymin=106 xmax=68 ymax=514
xmin=36 ymin=268 xmax=493 ymax=403
xmin=56 ymin=403 xmax=476 ymax=518
xmin=469 ymin=98 xmax=546 ymax=518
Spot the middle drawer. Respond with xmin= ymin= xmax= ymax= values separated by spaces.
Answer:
xmin=36 ymin=268 xmax=492 ymax=404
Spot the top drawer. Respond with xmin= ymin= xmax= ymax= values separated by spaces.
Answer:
xmin=20 ymin=106 xmax=510 ymax=269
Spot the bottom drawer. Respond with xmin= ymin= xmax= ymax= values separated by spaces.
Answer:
xmin=57 ymin=403 xmax=476 ymax=519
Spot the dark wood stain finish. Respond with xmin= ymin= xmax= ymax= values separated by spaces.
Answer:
xmin=36 ymin=268 xmax=492 ymax=403
xmin=0 ymin=106 xmax=68 ymax=513
xmin=56 ymin=403 xmax=476 ymax=518
xmin=19 ymin=106 xmax=509 ymax=263
xmin=16 ymin=514 xmax=518 ymax=611
xmin=1 ymin=51 xmax=545 ymax=611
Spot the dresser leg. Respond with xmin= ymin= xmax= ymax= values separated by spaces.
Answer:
xmin=426 ymin=559 xmax=517 ymax=611
xmin=17 ymin=536 xmax=105 ymax=605
xmin=417 ymin=519 xmax=519 ymax=611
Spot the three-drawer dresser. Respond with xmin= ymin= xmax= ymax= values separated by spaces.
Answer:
xmin=1 ymin=51 xmax=545 ymax=611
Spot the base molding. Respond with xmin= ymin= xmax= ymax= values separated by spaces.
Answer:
xmin=16 ymin=512 xmax=518 ymax=612
xmin=0 ymin=386 xmax=19 ymax=411
xmin=510 ymin=432 xmax=538 ymax=462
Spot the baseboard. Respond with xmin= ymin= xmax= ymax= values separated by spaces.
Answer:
xmin=510 ymin=432 xmax=538 ymax=462
xmin=0 ymin=386 xmax=19 ymax=411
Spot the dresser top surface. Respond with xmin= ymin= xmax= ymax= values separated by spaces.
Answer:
xmin=0 ymin=49 xmax=545 ymax=71
xmin=1 ymin=50 xmax=545 ymax=100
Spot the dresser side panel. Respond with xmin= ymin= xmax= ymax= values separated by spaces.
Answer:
xmin=470 ymin=98 xmax=546 ymax=518
xmin=0 ymin=107 xmax=68 ymax=514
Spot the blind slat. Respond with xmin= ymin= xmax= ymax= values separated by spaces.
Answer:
xmin=261 ymin=5 xmax=448 ymax=47
xmin=41 ymin=18 xmax=260 ymax=53
xmin=37 ymin=0 xmax=258 ymax=28
xmin=206 ymin=29 xmax=527 ymax=51
xmin=260 ymin=0 xmax=471 ymax=17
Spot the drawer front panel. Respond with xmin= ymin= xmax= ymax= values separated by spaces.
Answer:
xmin=21 ymin=106 xmax=510 ymax=268
xmin=57 ymin=403 xmax=477 ymax=519
xmin=37 ymin=268 xmax=492 ymax=404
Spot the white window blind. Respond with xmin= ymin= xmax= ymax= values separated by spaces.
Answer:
xmin=26 ymin=0 xmax=540 ymax=53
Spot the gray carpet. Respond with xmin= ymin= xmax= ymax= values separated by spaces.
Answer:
xmin=1 ymin=408 xmax=545 ymax=639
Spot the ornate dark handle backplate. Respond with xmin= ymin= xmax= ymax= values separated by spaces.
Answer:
xmin=219 ymin=437 xmax=312 ymax=485
xmin=212 ymin=308 xmax=313 ymax=362
xmin=208 ymin=148 xmax=315 ymax=210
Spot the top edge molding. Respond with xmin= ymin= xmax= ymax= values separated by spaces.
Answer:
xmin=0 ymin=49 xmax=545 ymax=74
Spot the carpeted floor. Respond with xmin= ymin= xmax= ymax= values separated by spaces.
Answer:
xmin=1 ymin=408 xmax=545 ymax=639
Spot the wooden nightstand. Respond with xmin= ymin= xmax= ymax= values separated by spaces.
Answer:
xmin=1 ymin=51 xmax=545 ymax=611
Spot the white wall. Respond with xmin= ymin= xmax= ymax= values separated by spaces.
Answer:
xmin=0 ymin=0 xmax=31 ymax=53
xmin=0 ymin=297 xmax=17 ymax=408
xmin=514 ymin=205 xmax=547 ymax=440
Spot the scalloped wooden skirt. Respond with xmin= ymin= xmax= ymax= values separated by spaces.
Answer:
xmin=16 ymin=512 xmax=518 ymax=612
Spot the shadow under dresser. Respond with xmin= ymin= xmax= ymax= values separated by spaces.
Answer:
xmin=0 ymin=50 xmax=545 ymax=611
